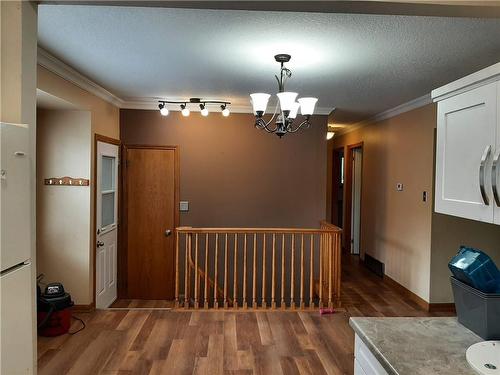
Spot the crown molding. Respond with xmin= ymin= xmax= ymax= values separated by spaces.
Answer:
xmin=37 ymin=47 xmax=125 ymax=107
xmin=337 ymin=93 xmax=432 ymax=136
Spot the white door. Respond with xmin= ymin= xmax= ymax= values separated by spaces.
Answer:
xmin=351 ymin=148 xmax=362 ymax=255
xmin=435 ymin=82 xmax=497 ymax=223
xmin=96 ymin=141 xmax=119 ymax=308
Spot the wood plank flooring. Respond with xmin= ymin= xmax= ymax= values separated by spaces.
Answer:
xmin=37 ymin=256 xmax=454 ymax=374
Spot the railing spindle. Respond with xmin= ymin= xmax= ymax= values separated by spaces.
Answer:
xmin=271 ymin=233 xmax=276 ymax=309
xmin=262 ymin=234 xmax=267 ymax=308
xmin=224 ymin=234 xmax=229 ymax=309
xmin=337 ymin=233 xmax=342 ymax=305
xmin=204 ymin=233 xmax=209 ymax=309
xmin=252 ymin=233 xmax=257 ymax=308
xmin=319 ymin=233 xmax=323 ymax=308
xmin=290 ymin=233 xmax=295 ymax=309
xmin=328 ymin=233 xmax=333 ymax=308
xmin=175 ymin=231 xmax=180 ymax=308
xmin=214 ymin=233 xmax=219 ymax=309
xmin=233 ymin=234 xmax=238 ymax=309
xmin=309 ymin=234 xmax=314 ymax=309
xmin=281 ymin=233 xmax=286 ymax=309
xmin=184 ymin=233 xmax=191 ymax=309
xmin=243 ymin=234 xmax=248 ymax=309
xmin=194 ymin=234 xmax=199 ymax=308
xmin=300 ymin=234 xmax=304 ymax=309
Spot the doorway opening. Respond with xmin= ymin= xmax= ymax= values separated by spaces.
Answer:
xmin=344 ymin=143 xmax=363 ymax=257
xmin=331 ymin=147 xmax=345 ymax=229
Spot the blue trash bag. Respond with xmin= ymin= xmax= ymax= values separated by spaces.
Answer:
xmin=449 ymin=246 xmax=500 ymax=294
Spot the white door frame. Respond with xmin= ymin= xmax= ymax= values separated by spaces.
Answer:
xmin=351 ymin=147 xmax=362 ymax=255
xmin=93 ymin=135 xmax=120 ymax=309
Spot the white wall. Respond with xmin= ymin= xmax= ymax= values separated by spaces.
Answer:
xmin=36 ymin=109 xmax=91 ymax=304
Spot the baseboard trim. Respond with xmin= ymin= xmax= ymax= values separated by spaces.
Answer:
xmin=73 ymin=304 xmax=95 ymax=313
xmin=383 ymin=274 xmax=430 ymax=312
xmin=428 ymin=303 xmax=456 ymax=313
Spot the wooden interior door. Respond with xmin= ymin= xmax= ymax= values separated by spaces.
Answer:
xmin=125 ymin=146 xmax=178 ymax=299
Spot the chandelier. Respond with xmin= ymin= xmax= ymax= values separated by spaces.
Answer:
xmin=158 ymin=97 xmax=231 ymax=117
xmin=250 ymin=54 xmax=318 ymax=137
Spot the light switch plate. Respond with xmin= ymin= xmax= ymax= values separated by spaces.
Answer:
xmin=396 ymin=183 xmax=404 ymax=191
xmin=180 ymin=201 xmax=189 ymax=212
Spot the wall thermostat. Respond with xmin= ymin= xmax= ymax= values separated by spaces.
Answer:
xmin=180 ymin=201 xmax=189 ymax=212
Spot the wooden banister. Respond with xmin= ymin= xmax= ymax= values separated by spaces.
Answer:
xmin=175 ymin=221 xmax=342 ymax=310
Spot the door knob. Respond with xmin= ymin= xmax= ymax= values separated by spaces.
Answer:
xmin=164 ymin=229 xmax=172 ymax=237
xmin=97 ymin=241 xmax=104 ymax=248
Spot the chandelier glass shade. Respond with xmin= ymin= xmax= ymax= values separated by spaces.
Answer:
xmin=250 ymin=54 xmax=318 ymax=137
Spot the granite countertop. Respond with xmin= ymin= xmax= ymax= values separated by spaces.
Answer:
xmin=350 ymin=317 xmax=482 ymax=375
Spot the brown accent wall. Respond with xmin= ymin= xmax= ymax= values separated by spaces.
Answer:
xmin=327 ymin=104 xmax=436 ymax=301
xmin=120 ymin=110 xmax=328 ymax=229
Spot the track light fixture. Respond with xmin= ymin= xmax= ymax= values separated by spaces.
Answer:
xmin=157 ymin=98 xmax=231 ymax=117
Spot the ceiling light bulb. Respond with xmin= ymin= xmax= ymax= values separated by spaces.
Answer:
xmin=181 ymin=104 xmax=190 ymax=117
xmin=298 ymin=97 xmax=318 ymax=116
xmin=221 ymin=105 xmax=230 ymax=117
xmin=159 ymin=103 xmax=169 ymax=116
xmin=200 ymin=104 xmax=209 ymax=117
xmin=326 ymin=131 xmax=335 ymax=140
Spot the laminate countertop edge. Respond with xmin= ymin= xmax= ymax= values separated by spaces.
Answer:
xmin=349 ymin=317 xmax=399 ymax=375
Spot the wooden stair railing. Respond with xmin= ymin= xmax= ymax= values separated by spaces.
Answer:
xmin=175 ymin=223 xmax=342 ymax=310
xmin=185 ymin=236 xmax=232 ymax=307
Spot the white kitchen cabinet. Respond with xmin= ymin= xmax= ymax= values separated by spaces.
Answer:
xmin=354 ymin=334 xmax=389 ymax=375
xmin=432 ymin=63 xmax=500 ymax=225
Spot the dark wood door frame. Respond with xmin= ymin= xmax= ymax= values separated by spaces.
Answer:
xmin=92 ymin=134 xmax=121 ymax=309
xmin=121 ymin=145 xmax=180 ymax=299
xmin=343 ymin=142 xmax=363 ymax=255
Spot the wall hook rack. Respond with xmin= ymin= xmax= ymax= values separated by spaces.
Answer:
xmin=44 ymin=176 xmax=89 ymax=186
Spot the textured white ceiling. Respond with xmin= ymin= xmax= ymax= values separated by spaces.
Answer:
xmin=38 ymin=5 xmax=500 ymax=123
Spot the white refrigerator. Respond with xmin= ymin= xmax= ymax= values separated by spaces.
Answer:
xmin=0 ymin=122 xmax=34 ymax=374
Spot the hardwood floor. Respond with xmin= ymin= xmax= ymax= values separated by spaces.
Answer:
xmin=110 ymin=299 xmax=174 ymax=309
xmin=37 ymin=256 xmax=454 ymax=374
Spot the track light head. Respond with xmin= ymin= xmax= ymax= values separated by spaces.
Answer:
xmin=180 ymin=104 xmax=190 ymax=117
xmin=200 ymin=103 xmax=209 ymax=117
xmin=159 ymin=102 xmax=169 ymax=116
xmin=221 ymin=104 xmax=230 ymax=117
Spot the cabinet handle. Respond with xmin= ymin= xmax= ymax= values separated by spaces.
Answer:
xmin=479 ymin=145 xmax=491 ymax=206
xmin=492 ymin=149 xmax=500 ymax=207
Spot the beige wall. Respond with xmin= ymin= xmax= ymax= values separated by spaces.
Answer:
xmin=37 ymin=65 xmax=120 ymax=305
xmin=430 ymin=214 xmax=500 ymax=303
xmin=328 ymin=104 xmax=436 ymax=301
xmin=36 ymin=109 xmax=91 ymax=304
xmin=121 ymin=110 xmax=328 ymax=229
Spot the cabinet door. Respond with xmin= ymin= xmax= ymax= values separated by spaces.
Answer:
xmin=435 ymin=83 xmax=497 ymax=223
